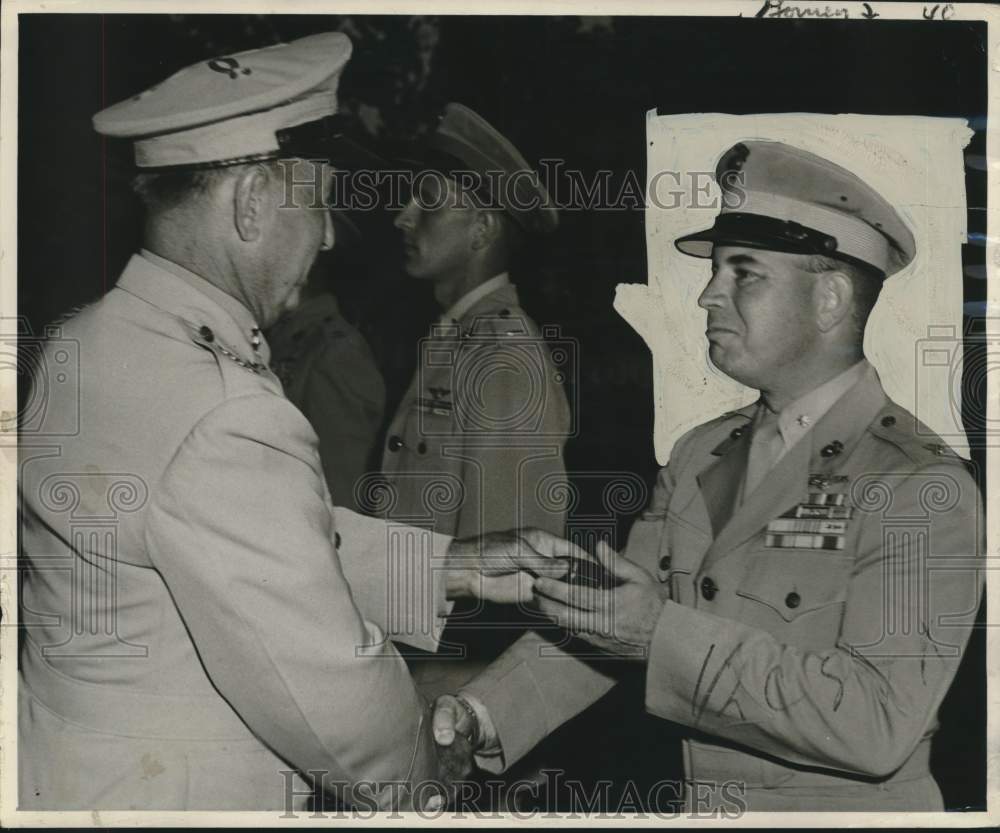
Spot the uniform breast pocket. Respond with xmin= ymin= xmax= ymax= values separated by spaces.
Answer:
xmin=409 ymin=402 xmax=455 ymax=450
xmin=735 ymin=551 xmax=853 ymax=650
xmin=387 ymin=403 xmax=451 ymax=466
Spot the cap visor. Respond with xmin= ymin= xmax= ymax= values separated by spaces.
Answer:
xmin=674 ymin=221 xmax=837 ymax=260
xmin=319 ymin=135 xmax=388 ymax=171
xmin=674 ymin=229 xmax=716 ymax=258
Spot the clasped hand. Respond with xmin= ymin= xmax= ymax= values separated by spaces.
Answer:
xmin=431 ymin=539 xmax=671 ymax=799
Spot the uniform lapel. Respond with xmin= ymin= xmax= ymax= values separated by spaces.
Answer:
xmin=385 ymin=282 xmax=519 ymax=449
xmin=700 ymin=427 xmax=812 ymax=570
xmin=698 ymin=364 xmax=887 ymax=571
xmin=696 ymin=409 xmax=755 ymax=538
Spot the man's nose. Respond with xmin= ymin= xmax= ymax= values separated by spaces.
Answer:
xmin=698 ymin=271 xmax=727 ymax=310
xmin=394 ymin=199 xmax=417 ymax=231
xmin=320 ymin=211 xmax=335 ymax=251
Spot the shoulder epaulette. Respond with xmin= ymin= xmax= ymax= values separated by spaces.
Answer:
xmin=868 ymin=404 xmax=967 ymax=466
xmin=184 ymin=320 xmax=266 ymax=376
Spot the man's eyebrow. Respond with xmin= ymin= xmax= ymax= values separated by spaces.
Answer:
xmin=716 ymin=253 xmax=763 ymax=268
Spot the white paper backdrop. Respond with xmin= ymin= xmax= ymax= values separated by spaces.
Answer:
xmin=615 ymin=111 xmax=973 ymax=465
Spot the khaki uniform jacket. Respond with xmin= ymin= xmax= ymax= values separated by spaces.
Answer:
xmin=463 ymin=365 xmax=982 ymax=811
xmin=268 ymin=293 xmax=386 ymax=513
xmin=379 ymin=281 xmax=571 ymax=539
xmin=19 ymin=254 xmax=455 ymax=811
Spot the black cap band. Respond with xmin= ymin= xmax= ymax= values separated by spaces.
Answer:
xmin=276 ymin=114 xmax=386 ymax=170
xmin=676 ymin=212 xmax=886 ymax=279
xmin=136 ymin=114 xmax=386 ymax=173
xmin=677 ymin=212 xmax=838 ymax=255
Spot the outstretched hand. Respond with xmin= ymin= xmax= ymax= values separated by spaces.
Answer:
xmin=446 ymin=527 xmax=592 ymax=603
xmin=532 ymin=540 xmax=670 ymax=659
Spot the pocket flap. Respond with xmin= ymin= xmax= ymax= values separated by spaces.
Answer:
xmin=735 ymin=552 xmax=850 ymax=622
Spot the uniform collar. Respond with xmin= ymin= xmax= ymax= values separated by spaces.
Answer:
xmin=763 ymin=359 xmax=871 ymax=452
xmin=438 ymin=272 xmax=512 ymax=325
xmin=119 ymin=251 xmax=270 ymax=365
xmin=698 ymin=361 xmax=886 ymax=564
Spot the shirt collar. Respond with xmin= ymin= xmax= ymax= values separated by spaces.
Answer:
xmin=139 ymin=248 xmax=269 ymax=364
xmin=438 ymin=272 xmax=511 ymax=325
xmin=764 ymin=359 xmax=871 ymax=447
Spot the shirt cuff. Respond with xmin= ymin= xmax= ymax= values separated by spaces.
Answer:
xmin=456 ymin=692 xmax=503 ymax=766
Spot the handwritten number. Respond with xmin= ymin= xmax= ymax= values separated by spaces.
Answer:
xmin=923 ymin=3 xmax=954 ymax=20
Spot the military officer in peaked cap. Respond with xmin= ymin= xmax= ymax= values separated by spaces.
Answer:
xmin=381 ymin=102 xmax=568 ymax=543
xmin=434 ymin=140 xmax=983 ymax=811
xmin=18 ymin=33 xmax=583 ymax=812
xmin=378 ymin=104 xmax=571 ymax=698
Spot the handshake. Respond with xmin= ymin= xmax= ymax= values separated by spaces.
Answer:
xmin=426 ymin=528 xmax=670 ymax=802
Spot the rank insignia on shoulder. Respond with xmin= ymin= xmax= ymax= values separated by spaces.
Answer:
xmin=923 ymin=442 xmax=960 ymax=459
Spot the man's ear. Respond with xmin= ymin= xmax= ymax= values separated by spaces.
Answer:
xmin=471 ymin=210 xmax=502 ymax=252
xmin=233 ymin=164 xmax=273 ymax=243
xmin=814 ymin=269 xmax=854 ymax=333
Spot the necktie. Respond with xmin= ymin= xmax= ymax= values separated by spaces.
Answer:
xmin=744 ymin=408 xmax=785 ymax=498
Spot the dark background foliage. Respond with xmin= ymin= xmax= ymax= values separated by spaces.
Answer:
xmin=18 ymin=12 xmax=987 ymax=810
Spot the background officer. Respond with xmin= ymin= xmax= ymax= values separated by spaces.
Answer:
xmin=380 ymin=102 xmax=569 ymax=543
xmin=378 ymin=104 xmax=572 ymax=701
xmin=434 ymin=140 xmax=983 ymax=812
xmin=18 ymin=33 xmax=578 ymax=812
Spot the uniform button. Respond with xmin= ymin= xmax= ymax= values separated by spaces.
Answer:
xmin=658 ymin=555 xmax=670 ymax=571
xmin=785 ymin=591 xmax=801 ymax=609
xmin=881 ymin=415 xmax=896 ymax=427
xmin=335 ymin=532 xmax=342 ymax=549
xmin=700 ymin=576 xmax=717 ymax=601
xmin=387 ymin=435 xmax=404 ymax=452
xmin=198 ymin=325 xmax=214 ymax=342
xmin=417 ymin=441 xmax=428 ymax=455
xmin=730 ymin=427 xmax=744 ymax=440
xmin=820 ymin=440 xmax=844 ymax=458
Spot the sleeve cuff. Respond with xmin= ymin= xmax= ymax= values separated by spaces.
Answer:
xmin=389 ymin=528 xmax=454 ymax=652
xmin=645 ymin=599 xmax=748 ymax=724
xmin=460 ymin=658 xmax=549 ymax=774
xmin=334 ymin=507 xmax=454 ymax=653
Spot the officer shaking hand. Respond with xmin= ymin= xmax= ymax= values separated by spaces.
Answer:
xmin=431 ymin=140 xmax=983 ymax=812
